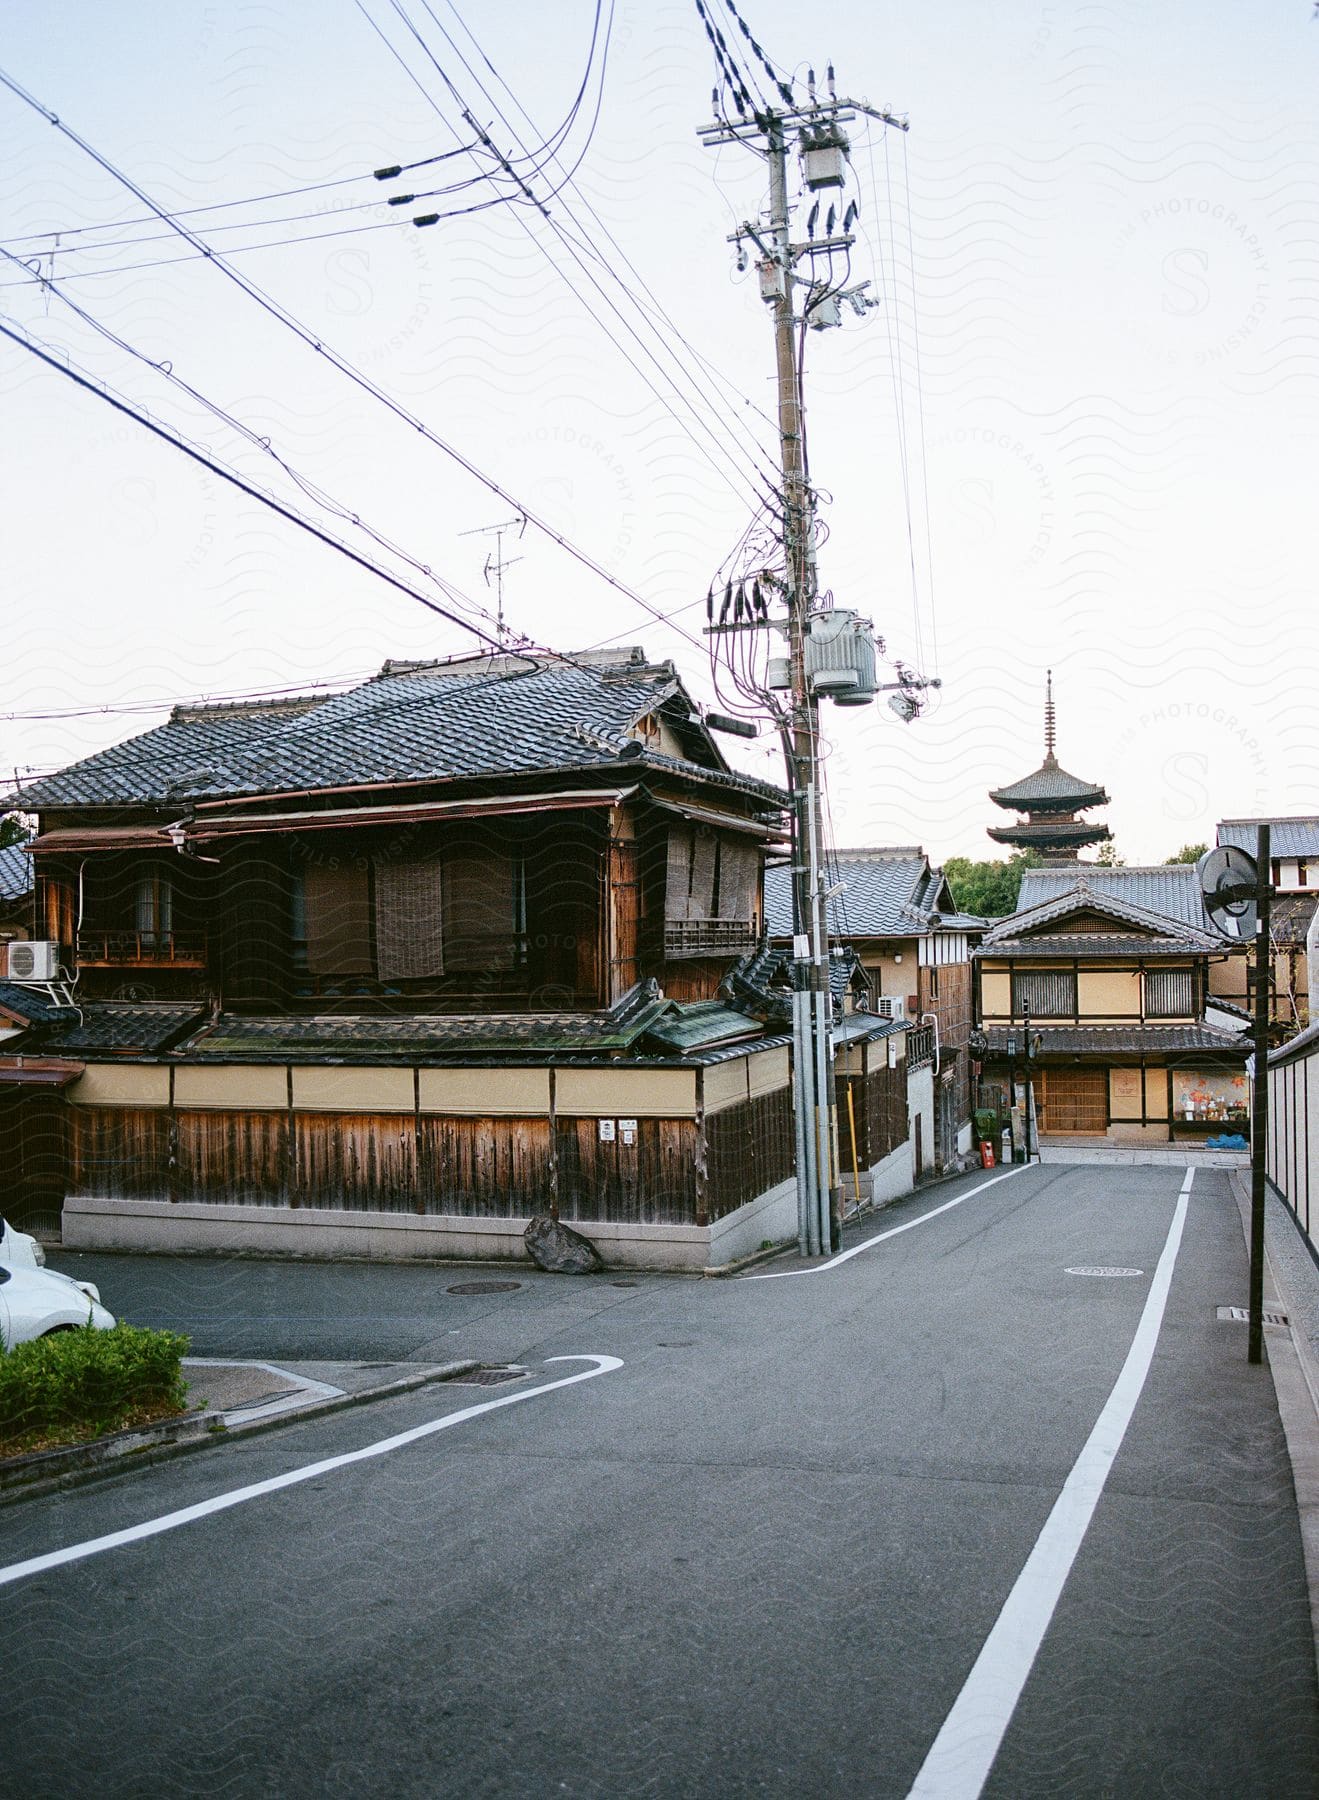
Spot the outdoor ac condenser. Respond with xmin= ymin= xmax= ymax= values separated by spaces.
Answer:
xmin=5 ymin=940 xmax=60 ymax=982
xmin=874 ymin=995 xmax=904 ymax=1020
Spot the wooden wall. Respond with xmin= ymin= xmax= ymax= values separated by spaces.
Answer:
xmin=62 ymin=1070 xmax=797 ymax=1232
xmin=704 ymin=1087 xmax=795 ymax=1223
xmin=837 ymin=1059 xmax=907 ymax=1171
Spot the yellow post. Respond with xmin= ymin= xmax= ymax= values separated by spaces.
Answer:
xmin=845 ymin=1080 xmax=862 ymax=1216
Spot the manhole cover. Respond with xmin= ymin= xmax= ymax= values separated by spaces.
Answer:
xmin=450 ymin=1367 xmax=529 ymax=1387
xmin=1065 ymin=1267 xmax=1144 ymax=1278
xmin=446 ymin=1280 xmax=523 ymax=1296
xmin=1217 ymin=1305 xmax=1289 ymax=1327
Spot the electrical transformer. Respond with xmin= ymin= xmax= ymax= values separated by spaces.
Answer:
xmin=805 ymin=610 xmax=879 ymax=706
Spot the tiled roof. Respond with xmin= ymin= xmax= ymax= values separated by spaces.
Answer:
xmin=982 ymin=877 xmax=1221 ymax=951
xmin=989 ymin=756 xmax=1107 ymax=809
xmin=983 ymin=932 xmax=1211 ymax=959
xmin=764 ymin=850 xmax=956 ymax=939
xmin=719 ymin=941 xmax=870 ymax=1023
xmin=0 ymin=844 xmax=33 ymax=902
xmin=1219 ymin=818 xmax=1319 ymax=860
xmin=642 ymin=1003 xmax=768 ymax=1053
xmin=8 ymin=652 xmax=787 ymax=813
xmin=37 ymin=1004 xmax=207 ymax=1055
xmin=1015 ymin=865 xmax=1216 ymax=933
xmin=0 ymin=981 xmax=75 ymax=1027
xmin=985 ymin=1024 xmax=1248 ymax=1058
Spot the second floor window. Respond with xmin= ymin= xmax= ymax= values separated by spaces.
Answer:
xmin=1011 ymin=970 xmax=1076 ymax=1018
xmin=135 ymin=873 xmax=174 ymax=946
xmin=1144 ymin=967 xmax=1195 ymax=1018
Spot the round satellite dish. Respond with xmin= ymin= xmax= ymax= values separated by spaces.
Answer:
xmin=1197 ymin=846 xmax=1258 ymax=940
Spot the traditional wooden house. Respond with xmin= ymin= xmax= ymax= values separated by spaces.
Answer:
xmin=973 ymin=867 xmax=1250 ymax=1145
xmin=0 ymin=842 xmax=33 ymax=948
xmin=0 ymin=646 xmax=875 ymax=1266
xmin=765 ymin=847 xmax=981 ymax=1170
xmin=1216 ymin=817 xmax=1319 ymax=1034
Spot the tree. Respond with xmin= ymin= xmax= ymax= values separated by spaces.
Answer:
xmin=1165 ymin=842 xmax=1207 ymax=864
xmin=1095 ymin=841 xmax=1125 ymax=867
xmin=0 ymin=814 xmax=29 ymax=849
xmin=942 ymin=852 xmax=1043 ymax=918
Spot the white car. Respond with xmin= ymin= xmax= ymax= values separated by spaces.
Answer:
xmin=0 ymin=1263 xmax=115 ymax=1350
xmin=0 ymin=1215 xmax=46 ymax=1269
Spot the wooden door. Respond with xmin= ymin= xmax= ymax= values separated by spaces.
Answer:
xmin=1040 ymin=1068 xmax=1107 ymax=1134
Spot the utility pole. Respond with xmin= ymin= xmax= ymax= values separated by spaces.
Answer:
xmin=699 ymin=72 xmax=908 ymax=1257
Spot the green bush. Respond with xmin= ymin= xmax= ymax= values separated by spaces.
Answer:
xmin=0 ymin=1322 xmax=190 ymax=1452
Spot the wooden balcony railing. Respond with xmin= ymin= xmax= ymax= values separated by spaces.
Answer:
xmin=77 ymin=931 xmax=207 ymax=969
xmin=664 ymin=918 xmax=759 ymax=959
xmin=906 ymin=1024 xmax=936 ymax=1069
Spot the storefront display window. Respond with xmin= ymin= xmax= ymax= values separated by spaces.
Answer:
xmin=1173 ymin=1070 xmax=1248 ymax=1125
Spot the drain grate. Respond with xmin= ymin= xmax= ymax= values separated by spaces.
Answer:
xmin=1217 ymin=1305 xmax=1289 ymax=1327
xmin=446 ymin=1280 xmax=523 ymax=1296
xmin=450 ymin=1366 xmax=529 ymax=1387
xmin=1065 ymin=1266 xmax=1144 ymax=1278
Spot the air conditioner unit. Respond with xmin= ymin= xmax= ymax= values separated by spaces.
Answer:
xmin=6 ymin=940 xmax=61 ymax=982
xmin=874 ymin=995 xmax=904 ymax=1020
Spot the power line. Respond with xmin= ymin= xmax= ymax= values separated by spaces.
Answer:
xmin=0 ymin=314 xmax=508 ymax=649
xmin=437 ymin=0 xmax=784 ymax=468
xmin=364 ymin=0 xmax=779 ymax=512
xmin=0 ymin=244 xmax=515 ymax=644
xmin=0 ymin=64 xmax=715 ymax=659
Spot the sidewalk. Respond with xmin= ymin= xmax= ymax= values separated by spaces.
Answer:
xmin=0 ymin=1356 xmax=509 ymax=1505
xmin=1230 ymin=1169 xmax=1319 ymax=1670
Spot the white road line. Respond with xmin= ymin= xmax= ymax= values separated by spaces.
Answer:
xmin=0 ymin=1354 xmax=622 ymax=1591
xmin=745 ymin=1166 xmax=1029 ymax=1280
xmin=906 ymin=1167 xmax=1195 ymax=1799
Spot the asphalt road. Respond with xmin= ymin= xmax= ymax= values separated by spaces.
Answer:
xmin=3 ymin=1164 xmax=1316 ymax=1797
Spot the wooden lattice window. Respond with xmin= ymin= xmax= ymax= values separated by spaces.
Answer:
xmin=1144 ymin=967 xmax=1194 ymax=1018
xmin=1011 ymin=969 xmax=1076 ymax=1018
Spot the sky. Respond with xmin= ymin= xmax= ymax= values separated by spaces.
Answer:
xmin=1 ymin=0 xmax=1316 ymax=865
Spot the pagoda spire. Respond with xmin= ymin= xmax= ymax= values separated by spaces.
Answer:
xmin=1044 ymin=669 xmax=1056 ymax=762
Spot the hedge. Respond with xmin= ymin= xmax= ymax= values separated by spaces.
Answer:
xmin=0 ymin=1322 xmax=190 ymax=1452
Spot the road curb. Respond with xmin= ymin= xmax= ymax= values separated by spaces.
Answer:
xmin=1229 ymin=1169 xmax=1319 ymax=1674
xmin=0 ymin=1359 xmax=480 ymax=1510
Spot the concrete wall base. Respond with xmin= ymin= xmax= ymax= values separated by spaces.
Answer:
xmin=62 ymin=1178 xmax=800 ymax=1273
xmin=1036 ymin=1144 xmax=1250 ymax=1169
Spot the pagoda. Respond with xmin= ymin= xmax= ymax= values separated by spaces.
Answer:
xmin=987 ymin=671 xmax=1111 ymax=861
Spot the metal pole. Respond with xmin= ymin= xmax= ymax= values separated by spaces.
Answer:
xmin=1249 ymin=823 xmax=1271 ymax=1365
xmin=1023 ymin=1003 xmax=1033 ymax=1165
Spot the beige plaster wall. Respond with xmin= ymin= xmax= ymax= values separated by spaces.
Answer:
xmin=1078 ymin=968 xmax=1142 ymax=1018
xmin=1144 ymin=1068 xmax=1168 ymax=1119
xmin=1210 ymin=955 xmax=1248 ymax=999
xmin=417 ymin=1068 xmax=551 ymax=1117
xmin=979 ymin=968 xmax=1011 ymax=1019
xmin=859 ymin=948 xmax=918 ymax=1004
xmin=173 ymin=1065 xmax=288 ymax=1111
xmin=69 ymin=1064 xmax=171 ymax=1109
xmin=1109 ymin=1067 xmax=1143 ymax=1119
xmin=290 ymin=1067 xmax=415 ymax=1113
xmin=746 ymin=1045 xmax=790 ymax=1098
xmin=555 ymin=1066 xmax=697 ymax=1118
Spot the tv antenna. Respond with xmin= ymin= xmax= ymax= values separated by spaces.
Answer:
xmin=460 ymin=514 xmax=526 ymax=640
